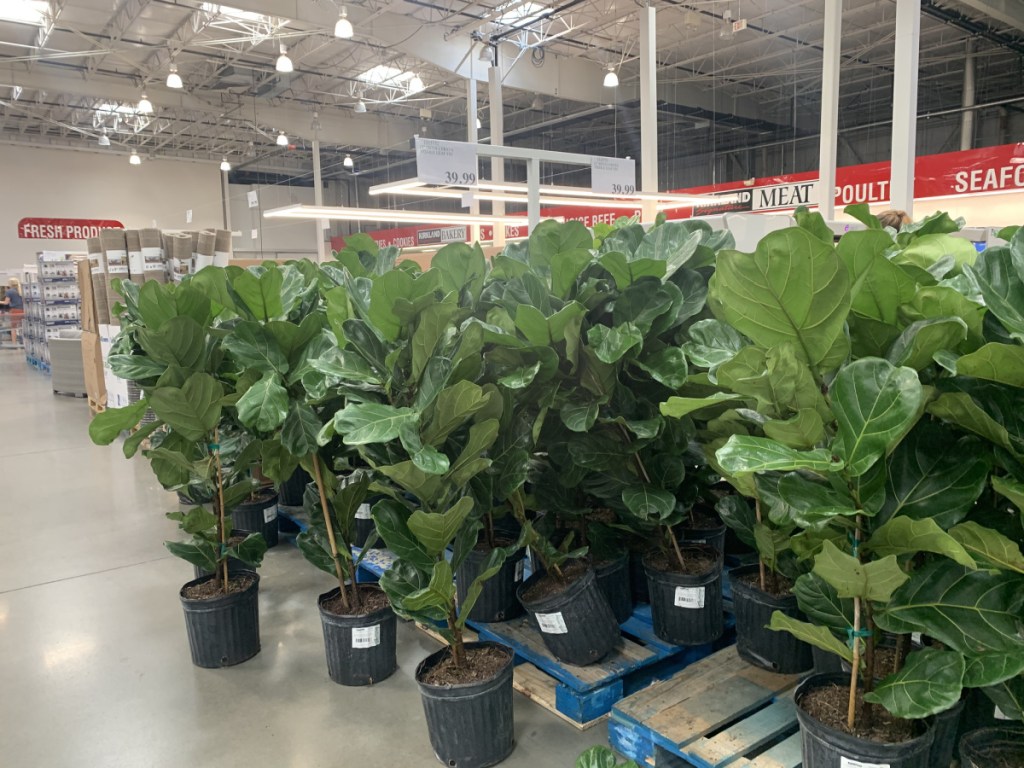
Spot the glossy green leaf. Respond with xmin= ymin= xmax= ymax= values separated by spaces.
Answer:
xmin=222 ymin=320 xmax=288 ymax=375
xmin=831 ymin=358 xmax=923 ymax=477
xmin=839 ymin=229 xmax=917 ymax=325
xmin=232 ymin=267 xmax=284 ymax=321
xmin=411 ymin=301 xmax=459 ymax=385
xmin=661 ymin=393 xmax=743 ymax=418
xmin=296 ymin=528 xmax=339 ymax=576
xmin=107 ymin=355 xmax=168 ymax=382
xmin=956 ymin=343 xmax=1024 ymax=387
xmin=708 ymin=228 xmax=851 ymax=369
xmin=402 ymin=558 xmax=456 ymax=613
xmin=560 ymin=402 xmax=599 ymax=432
xmin=876 ymin=559 xmax=1024 ymax=654
xmin=768 ymin=612 xmax=853 ymax=663
xmin=865 ymin=648 xmax=966 ymax=719
xmin=867 ymin=517 xmax=976 ymax=568
xmin=928 ymin=392 xmax=1016 ymax=455
xmin=380 ymin=461 xmax=444 ymax=506
xmin=498 ymin=361 xmax=542 ymax=389
xmin=371 ymin=500 xmax=434 ymax=571
xmin=423 ymin=380 xmax=494 ymax=446
xmin=599 ymin=251 xmax=666 ymax=289
xmin=635 ymin=222 xmax=702 ymax=267
xmin=949 ymin=521 xmax=1024 ymax=574
xmin=967 ymin=244 xmax=1024 ymax=339
xmin=587 ymin=323 xmax=643 ymax=364
xmin=982 ymin=677 xmax=1024 ymax=721
xmin=777 ymin=472 xmax=859 ymax=526
xmin=148 ymin=372 xmax=223 ymax=442
xmin=122 ymin=419 xmax=163 ymax=458
xmin=228 ymin=532 xmax=268 ymax=568
xmin=902 ymin=286 xmax=985 ymax=351
xmin=446 ymin=419 xmax=499 ymax=488
xmin=89 ymin=399 xmax=151 ymax=445
xmin=527 ymin=219 xmax=592 ymax=273
xmin=334 ymin=403 xmax=419 ymax=445
xmin=844 ymin=204 xmax=882 ymax=230
xmin=235 ymin=373 xmax=288 ymax=433
xmin=165 ymin=540 xmax=219 ymax=572
xmin=813 ymin=540 xmax=909 ymax=602
xmin=136 ymin=315 xmax=206 ymax=370
xmin=399 ymin=422 xmax=450 ymax=476
xmin=763 ymin=409 xmax=825 ymax=450
xmin=683 ymin=319 xmax=746 ymax=373
xmin=433 ymin=242 xmax=486 ymax=298
xmin=367 ymin=269 xmax=415 ymax=341
xmin=408 ymin=496 xmax=473 ymax=556
xmin=281 ymin=402 xmax=321 ymax=457
xmin=513 ymin=304 xmax=549 ymax=346
xmin=793 ymin=572 xmax=854 ymax=631
xmin=716 ymin=495 xmax=757 ymax=548
xmin=621 ymin=485 xmax=676 ymax=521
xmin=754 ymin=522 xmax=791 ymax=571
xmin=716 ymin=435 xmax=844 ymax=474
xmin=963 ymin=652 xmax=1024 ymax=688
xmin=886 ymin=317 xmax=968 ymax=371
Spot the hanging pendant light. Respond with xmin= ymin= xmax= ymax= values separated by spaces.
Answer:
xmin=129 ymin=149 xmax=141 ymax=165
xmin=137 ymin=93 xmax=153 ymax=114
xmin=276 ymin=44 xmax=294 ymax=73
xmin=343 ymin=154 xmax=354 ymax=169
xmin=276 ymin=131 xmax=289 ymax=146
xmin=408 ymin=73 xmax=424 ymax=93
xmin=334 ymin=6 xmax=353 ymax=38
xmin=166 ymin=63 xmax=183 ymax=89
xmin=98 ymin=128 xmax=110 ymax=147
xmin=603 ymin=66 xmax=619 ymax=88
xmin=219 ymin=157 xmax=231 ymax=172
xmin=353 ymin=99 xmax=367 ymax=113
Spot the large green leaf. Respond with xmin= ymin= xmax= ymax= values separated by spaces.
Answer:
xmin=763 ymin=409 xmax=825 ymax=450
xmin=371 ymin=500 xmax=434 ymax=571
xmin=983 ymin=677 xmax=1024 ymax=721
xmin=777 ymin=472 xmax=859 ymax=526
xmin=963 ymin=652 xmax=1024 ymax=688
xmin=928 ymin=392 xmax=1016 ymax=455
xmin=334 ymin=403 xmax=419 ymax=445
xmin=379 ymin=461 xmax=444 ymax=507
xmin=812 ymin=540 xmax=909 ymax=602
xmin=560 ymin=402 xmax=599 ymax=432
xmin=599 ymin=251 xmax=666 ymax=289
xmin=88 ymin=399 xmax=151 ymax=445
xmin=886 ymin=317 xmax=968 ymax=371
xmin=754 ymin=522 xmax=791 ymax=571
xmin=865 ymin=648 xmax=966 ymax=719
xmin=446 ymin=419 xmax=499 ymax=488
xmin=634 ymin=347 xmax=688 ymax=390
xmin=235 ymin=373 xmax=288 ymax=433
xmin=148 ymin=372 xmax=223 ymax=442
xmin=993 ymin=475 xmax=1024 ymax=516
xmin=412 ymin=301 xmax=459 ymax=385
xmin=949 ymin=521 xmax=1024 ymax=574
xmin=967 ymin=242 xmax=1024 ymax=339
xmin=875 ymin=559 xmax=1024 ymax=654
xmin=866 ymin=516 xmax=976 ymax=568
xmin=792 ymin=572 xmax=854 ymax=631
xmin=587 ymin=323 xmax=643 ymax=364
xmin=165 ymin=540 xmax=219 ymax=572
xmin=957 ymin=343 xmax=1024 ymax=387
xmin=708 ymin=228 xmax=851 ymax=370
xmin=879 ymin=420 xmax=990 ymax=528
xmin=716 ymin=435 xmax=844 ymax=474
xmin=423 ymin=380 xmax=494 ymax=446
xmin=408 ymin=496 xmax=473 ymax=556
xmin=902 ymin=286 xmax=985 ymax=351
xmin=367 ymin=269 xmax=415 ymax=341
xmin=136 ymin=315 xmax=206 ymax=370
xmin=768 ymin=612 xmax=853 ymax=663
xmin=433 ymin=242 xmax=486 ymax=298
xmin=830 ymin=358 xmax=923 ymax=477
xmin=621 ymin=486 xmax=676 ymax=521
xmin=136 ymin=280 xmax=177 ymax=330
xmin=527 ymin=219 xmax=592 ymax=273
xmin=232 ymin=267 xmax=284 ymax=321
xmin=222 ymin=320 xmax=288 ymax=375
xmin=107 ymin=354 xmax=168 ymax=383
xmin=661 ymin=393 xmax=742 ymax=418
xmin=683 ymin=319 xmax=746 ymax=373
xmin=839 ymin=230 xmax=916 ymax=324
xmin=634 ymin=222 xmax=701 ymax=266
xmin=281 ymin=402 xmax=321 ymax=457
xmin=401 ymin=559 xmax=456 ymax=614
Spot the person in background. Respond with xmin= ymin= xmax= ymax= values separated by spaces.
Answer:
xmin=0 ymin=278 xmax=23 ymax=311
xmin=877 ymin=210 xmax=911 ymax=231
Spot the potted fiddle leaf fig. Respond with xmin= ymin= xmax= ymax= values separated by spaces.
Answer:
xmin=88 ymin=277 xmax=267 ymax=668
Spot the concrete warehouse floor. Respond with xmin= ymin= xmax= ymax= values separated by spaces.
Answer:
xmin=0 ymin=350 xmax=602 ymax=767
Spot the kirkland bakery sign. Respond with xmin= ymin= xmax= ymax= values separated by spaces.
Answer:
xmin=18 ymin=218 xmax=125 ymax=240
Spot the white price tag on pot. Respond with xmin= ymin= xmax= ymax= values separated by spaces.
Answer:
xmin=674 ymin=586 xmax=705 ymax=609
xmin=840 ymin=758 xmax=889 ymax=768
xmin=995 ymin=705 xmax=1012 ymax=720
xmin=263 ymin=504 xmax=278 ymax=523
xmin=355 ymin=503 xmax=372 ymax=520
xmin=911 ymin=632 xmax=922 ymax=645
xmin=536 ymin=611 xmax=568 ymax=634
xmin=514 ymin=559 xmax=525 ymax=583
xmin=352 ymin=624 xmax=381 ymax=649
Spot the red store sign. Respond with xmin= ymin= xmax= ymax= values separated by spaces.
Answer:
xmin=18 ymin=218 xmax=125 ymax=240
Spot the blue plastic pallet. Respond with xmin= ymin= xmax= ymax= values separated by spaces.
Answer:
xmin=608 ymin=646 xmax=802 ymax=767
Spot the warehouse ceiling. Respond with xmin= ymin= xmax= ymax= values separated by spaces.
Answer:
xmin=0 ymin=0 xmax=1021 ymax=181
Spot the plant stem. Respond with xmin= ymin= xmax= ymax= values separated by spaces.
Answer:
xmin=311 ymin=453 xmax=352 ymax=612
xmin=486 ymin=510 xmax=495 ymax=550
xmin=862 ymin=603 xmax=877 ymax=729
xmin=894 ymin=633 xmax=911 ymax=675
xmin=668 ymin=526 xmax=687 ymax=572
xmin=213 ymin=428 xmax=228 ymax=594
xmin=754 ymin=495 xmax=766 ymax=592
xmin=848 ymin=595 xmax=861 ymax=732
xmin=448 ymin=606 xmax=466 ymax=668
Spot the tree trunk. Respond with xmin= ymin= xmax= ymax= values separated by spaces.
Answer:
xmin=668 ymin=526 xmax=687 ymax=572
xmin=311 ymin=453 xmax=351 ymax=612
xmin=847 ymin=595 xmax=861 ymax=731
xmin=448 ymin=607 xmax=466 ymax=668
xmin=213 ymin=428 xmax=228 ymax=594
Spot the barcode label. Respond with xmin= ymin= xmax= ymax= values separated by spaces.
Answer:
xmin=352 ymin=625 xmax=380 ymax=649
xmin=536 ymin=611 xmax=568 ymax=634
xmin=355 ymin=503 xmax=372 ymax=520
xmin=263 ymin=504 xmax=278 ymax=523
xmin=674 ymin=586 xmax=705 ymax=609
xmin=840 ymin=758 xmax=889 ymax=768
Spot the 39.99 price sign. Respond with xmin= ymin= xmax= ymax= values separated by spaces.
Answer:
xmin=415 ymin=138 xmax=479 ymax=186
xmin=592 ymin=156 xmax=637 ymax=196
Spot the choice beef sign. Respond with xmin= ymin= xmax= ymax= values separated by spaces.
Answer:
xmin=18 ymin=218 xmax=124 ymax=240
xmin=331 ymin=141 xmax=1024 ymax=251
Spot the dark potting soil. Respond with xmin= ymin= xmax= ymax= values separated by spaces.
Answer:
xmin=686 ymin=505 xmax=721 ymax=530
xmin=969 ymin=744 xmax=1024 ymax=768
xmin=735 ymin=569 xmax=794 ymax=598
xmin=183 ymin=573 xmax=256 ymax=600
xmin=244 ymin=488 xmax=277 ymax=505
xmin=591 ymin=507 xmax=617 ymax=525
xmin=801 ymin=683 xmax=917 ymax=744
xmin=322 ymin=586 xmax=390 ymax=617
xmin=647 ymin=549 xmax=718 ymax=576
xmin=521 ymin=560 xmax=590 ymax=602
xmin=473 ymin=536 xmax=515 ymax=553
xmin=421 ymin=644 xmax=512 ymax=686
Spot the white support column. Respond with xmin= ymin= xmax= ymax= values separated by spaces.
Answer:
xmin=961 ymin=38 xmax=976 ymax=151
xmin=817 ymin=0 xmax=841 ymax=220
xmin=527 ymin=157 xmax=541 ymax=230
xmin=312 ymin=137 xmax=327 ymax=263
xmin=889 ymin=0 xmax=921 ymax=217
xmin=639 ymin=4 xmax=659 ymax=223
xmin=467 ymin=70 xmax=481 ymax=244
xmin=489 ymin=61 xmax=506 ymax=246
xmin=221 ymin=169 xmax=231 ymax=231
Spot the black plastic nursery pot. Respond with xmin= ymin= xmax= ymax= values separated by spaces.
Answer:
xmin=592 ymin=552 xmax=633 ymax=625
xmin=811 ymin=645 xmax=844 ymax=675
xmin=794 ymin=673 xmax=935 ymax=768
xmin=730 ymin=564 xmax=813 ymax=674
xmin=929 ymin=695 xmax=966 ymax=768
xmin=318 ymin=586 xmax=397 ymax=686
xmin=231 ymin=490 xmax=279 ymax=548
xmin=353 ymin=502 xmax=380 ymax=548
xmin=629 ymin=549 xmax=651 ymax=604
xmin=675 ymin=514 xmax=727 ymax=557
xmin=278 ymin=465 xmax=311 ymax=507
xmin=179 ymin=570 xmax=260 ymax=668
xmin=516 ymin=566 xmax=620 ymax=666
xmin=959 ymin=725 xmax=1024 ymax=767
xmin=456 ymin=545 xmax=526 ymax=623
xmin=643 ymin=547 xmax=723 ymax=646
xmin=416 ymin=642 xmax=515 ymax=768
xmin=192 ymin=529 xmax=258 ymax=580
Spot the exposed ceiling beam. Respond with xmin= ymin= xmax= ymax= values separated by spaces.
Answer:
xmin=950 ymin=0 xmax=1024 ymax=31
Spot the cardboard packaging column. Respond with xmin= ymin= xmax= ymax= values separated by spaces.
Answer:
xmin=140 ymin=228 xmax=167 ymax=283
xmin=86 ymin=236 xmax=109 ymax=326
xmin=170 ymin=234 xmax=193 ymax=282
xmin=213 ymin=229 xmax=232 ymax=267
xmin=100 ymin=228 xmax=128 ymax=323
xmin=196 ymin=231 xmax=216 ymax=271
xmin=190 ymin=231 xmax=201 ymax=273
xmin=126 ymin=230 xmax=145 ymax=285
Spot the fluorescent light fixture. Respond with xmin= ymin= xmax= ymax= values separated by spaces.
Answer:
xmin=276 ymin=131 xmax=289 ymax=146
xmin=496 ymin=1 xmax=549 ymax=26
xmin=408 ymin=73 xmax=424 ymax=93
xmin=0 ymin=0 xmax=49 ymax=26
xmin=200 ymin=3 xmax=277 ymax=25
xmin=137 ymin=93 xmax=153 ymax=114
xmin=353 ymin=99 xmax=367 ymax=113
xmin=220 ymin=157 xmax=231 ymax=171
xmin=334 ymin=6 xmax=353 ymax=38
xmin=275 ymin=44 xmax=293 ymax=73
xmin=530 ymin=95 xmax=544 ymax=110
xmin=264 ymin=205 xmax=527 ymax=226
xmin=166 ymin=63 xmax=183 ymax=89
xmin=603 ymin=67 xmax=619 ymax=88
xmin=343 ymin=154 xmax=354 ymax=169
xmin=98 ymin=128 xmax=110 ymax=147
xmin=476 ymin=116 xmax=482 ymax=130
xmin=129 ymin=150 xmax=141 ymax=165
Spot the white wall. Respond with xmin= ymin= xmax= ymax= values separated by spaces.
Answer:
xmin=226 ymin=182 xmax=319 ymax=260
xmin=0 ymin=145 xmax=222 ymax=273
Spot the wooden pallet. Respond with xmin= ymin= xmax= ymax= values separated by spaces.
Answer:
xmin=88 ymin=395 xmax=105 ymax=416
xmin=608 ymin=646 xmax=802 ymax=768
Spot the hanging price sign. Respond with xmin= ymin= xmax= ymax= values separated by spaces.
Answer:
xmin=415 ymin=138 xmax=479 ymax=185
xmin=591 ymin=156 xmax=637 ymax=196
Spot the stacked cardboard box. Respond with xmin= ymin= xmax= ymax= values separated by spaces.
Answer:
xmin=77 ymin=257 xmax=106 ymax=409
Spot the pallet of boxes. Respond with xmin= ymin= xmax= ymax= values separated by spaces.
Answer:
xmin=80 ymin=227 xmax=232 ymax=415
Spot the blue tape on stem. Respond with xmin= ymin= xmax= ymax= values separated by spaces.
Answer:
xmin=846 ymin=627 xmax=872 ymax=648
